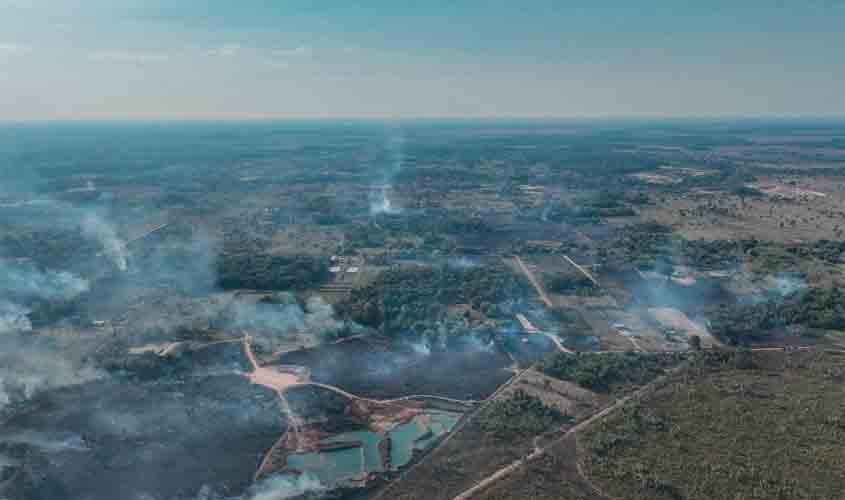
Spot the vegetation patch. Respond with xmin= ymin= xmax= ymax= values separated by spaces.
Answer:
xmin=216 ymin=253 xmax=329 ymax=290
xmin=477 ymin=390 xmax=572 ymax=441
xmin=581 ymin=350 xmax=845 ymax=500
xmin=539 ymin=352 xmax=685 ymax=394
xmin=708 ymin=287 xmax=845 ymax=345
xmin=339 ymin=264 xmax=530 ymax=337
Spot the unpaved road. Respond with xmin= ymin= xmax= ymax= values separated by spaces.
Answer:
xmin=246 ymin=334 xmax=478 ymax=481
xmin=562 ymin=254 xmax=600 ymax=287
xmin=513 ymin=256 xmax=554 ymax=308
xmin=245 ymin=335 xmax=476 ymax=407
xmin=304 ymin=382 xmax=477 ymax=407
xmin=451 ymin=364 xmax=683 ymax=500
xmin=370 ymin=368 xmax=530 ymax=500
xmin=539 ymin=331 xmax=576 ymax=355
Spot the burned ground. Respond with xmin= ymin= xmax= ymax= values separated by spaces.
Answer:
xmin=277 ymin=337 xmax=513 ymax=401
xmin=1 ymin=361 xmax=284 ymax=500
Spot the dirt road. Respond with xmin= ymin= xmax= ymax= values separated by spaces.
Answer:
xmin=562 ymin=254 xmax=600 ymax=287
xmin=538 ymin=331 xmax=576 ymax=355
xmin=451 ymin=364 xmax=682 ymax=500
xmin=303 ymin=382 xmax=477 ymax=408
xmin=513 ymin=256 xmax=554 ymax=308
xmin=246 ymin=336 xmax=307 ymax=480
xmin=95 ymin=222 xmax=171 ymax=258
xmin=370 ymin=368 xmax=530 ymax=500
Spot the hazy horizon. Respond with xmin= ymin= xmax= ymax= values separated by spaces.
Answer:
xmin=2 ymin=1 xmax=844 ymax=120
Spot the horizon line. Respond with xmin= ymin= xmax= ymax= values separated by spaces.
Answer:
xmin=2 ymin=115 xmax=845 ymax=125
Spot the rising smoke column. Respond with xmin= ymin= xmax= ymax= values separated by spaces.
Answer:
xmin=226 ymin=295 xmax=354 ymax=351
xmin=369 ymin=130 xmax=405 ymax=215
xmin=82 ymin=212 xmax=129 ymax=271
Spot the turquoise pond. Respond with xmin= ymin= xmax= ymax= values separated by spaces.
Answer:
xmin=389 ymin=413 xmax=460 ymax=470
xmin=321 ymin=430 xmax=384 ymax=473
xmin=286 ymin=412 xmax=460 ymax=485
xmin=285 ymin=446 xmax=363 ymax=483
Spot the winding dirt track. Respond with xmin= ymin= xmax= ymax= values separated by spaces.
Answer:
xmin=245 ymin=335 xmax=478 ymax=480
xmin=245 ymin=336 xmax=478 ymax=407
xmin=303 ymin=382 xmax=477 ymax=407
xmin=246 ymin=336 xmax=306 ymax=480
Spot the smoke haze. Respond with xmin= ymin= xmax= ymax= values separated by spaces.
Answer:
xmin=369 ymin=131 xmax=405 ymax=215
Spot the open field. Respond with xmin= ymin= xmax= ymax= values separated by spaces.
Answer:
xmin=476 ymin=435 xmax=595 ymax=500
xmin=580 ymin=350 xmax=845 ymax=500
xmin=640 ymin=175 xmax=845 ymax=243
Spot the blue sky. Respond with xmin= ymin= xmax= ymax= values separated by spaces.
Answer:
xmin=1 ymin=1 xmax=843 ymax=119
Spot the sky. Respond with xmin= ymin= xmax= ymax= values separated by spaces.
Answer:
xmin=0 ymin=0 xmax=844 ymax=120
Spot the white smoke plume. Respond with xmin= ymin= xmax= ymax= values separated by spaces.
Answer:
xmin=228 ymin=296 xmax=305 ymax=334
xmin=369 ymin=131 xmax=405 ymax=215
xmin=369 ymin=184 xmax=400 ymax=216
xmin=0 ymin=260 xmax=98 ymax=411
xmin=302 ymin=296 xmax=344 ymax=335
xmin=249 ymin=473 xmax=326 ymax=500
xmin=228 ymin=295 xmax=351 ymax=351
xmin=0 ymin=338 xmax=102 ymax=410
xmin=189 ymin=473 xmax=326 ymax=500
xmin=82 ymin=212 xmax=129 ymax=271
xmin=407 ymin=339 xmax=432 ymax=356
xmin=0 ymin=431 xmax=90 ymax=453
xmin=0 ymin=259 xmax=90 ymax=302
xmin=771 ymin=274 xmax=806 ymax=297
xmin=0 ymin=301 xmax=32 ymax=333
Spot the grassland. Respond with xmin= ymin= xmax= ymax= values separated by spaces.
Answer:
xmin=580 ymin=350 xmax=845 ymax=500
xmin=477 ymin=436 xmax=595 ymax=500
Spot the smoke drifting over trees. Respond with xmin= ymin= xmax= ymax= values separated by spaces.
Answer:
xmin=369 ymin=131 xmax=405 ymax=215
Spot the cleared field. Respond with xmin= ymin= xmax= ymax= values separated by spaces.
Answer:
xmin=640 ymin=175 xmax=845 ymax=243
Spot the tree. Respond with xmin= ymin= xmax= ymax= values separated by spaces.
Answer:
xmin=688 ymin=335 xmax=702 ymax=352
xmin=734 ymin=347 xmax=754 ymax=370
